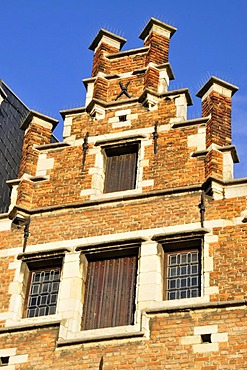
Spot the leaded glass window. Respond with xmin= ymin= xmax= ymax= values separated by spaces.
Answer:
xmin=26 ymin=268 xmax=61 ymax=318
xmin=166 ymin=249 xmax=200 ymax=300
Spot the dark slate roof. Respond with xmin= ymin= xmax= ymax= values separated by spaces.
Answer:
xmin=0 ymin=81 xmax=60 ymax=214
xmin=0 ymin=81 xmax=29 ymax=213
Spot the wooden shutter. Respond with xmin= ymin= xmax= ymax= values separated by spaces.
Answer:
xmin=82 ymin=254 xmax=137 ymax=330
xmin=104 ymin=144 xmax=138 ymax=193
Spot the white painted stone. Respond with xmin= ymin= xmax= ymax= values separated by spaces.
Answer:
xmin=0 ymin=348 xmax=16 ymax=357
xmin=85 ymin=81 xmax=94 ymax=106
xmin=127 ymin=113 xmax=138 ymax=120
xmin=188 ymin=131 xmax=206 ymax=151
xmin=175 ymin=95 xmax=187 ymax=120
xmin=9 ymin=354 xmax=28 ymax=365
xmin=112 ymin=121 xmax=131 ymax=128
xmin=193 ymin=342 xmax=219 ymax=353
xmin=204 ymin=286 xmax=219 ymax=295
xmin=139 ymin=255 xmax=161 ymax=273
xmin=204 ymin=256 xmax=213 ymax=272
xmin=201 ymin=83 xmax=232 ymax=100
xmin=63 ymin=125 xmax=71 ymax=138
xmin=141 ymin=242 xmax=158 ymax=256
xmin=211 ymin=332 xmax=228 ymax=343
xmin=108 ymin=116 xmax=119 ymax=124
xmin=137 ymin=283 xmax=161 ymax=302
xmin=180 ymin=335 xmax=201 ymax=345
xmin=0 ymin=217 xmax=11 ymax=231
xmin=115 ymin=109 xmax=131 ymax=117
xmin=194 ymin=325 xmax=218 ymax=335
xmin=139 ymin=271 xmax=162 ymax=285
xmin=225 ymin=184 xmax=247 ymax=199
xmin=95 ymin=34 xmax=121 ymax=52
xmin=138 ymin=179 xmax=154 ymax=188
xmin=80 ymin=189 xmax=95 ymax=196
xmin=223 ymin=152 xmax=234 ymax=181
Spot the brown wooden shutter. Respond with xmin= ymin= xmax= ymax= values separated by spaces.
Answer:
xmin=104 ymin=144 xmax=138 ymax=193
xmin=82 ymin=254 xmax=137 ymax=330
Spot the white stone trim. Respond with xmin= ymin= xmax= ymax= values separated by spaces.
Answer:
xmin=36 ymin=153 xmax=54 ymax=177
xmin=63 ymin=116 xmax=73 ymax=138
xmin=188 ymin=126 xmax=206 ymax=151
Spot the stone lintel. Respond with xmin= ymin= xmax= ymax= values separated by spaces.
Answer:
xmin=17 ymin=247 xmax=71 ymax=261
xmin=151 ymin=228 xmax=210 ymax=242
xmin=75 ymin=237 xmax=147 ymax=252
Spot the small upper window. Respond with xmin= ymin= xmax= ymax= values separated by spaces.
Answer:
xmin=163 ymin=239 xmax=201 ymax=300
xmin=25 ymin=259 xmax=62 ymax=318
xmin=104 ymin=143 xmax=138 ymax=193
xmin=119 ymin=115 xmax=127 ymax=122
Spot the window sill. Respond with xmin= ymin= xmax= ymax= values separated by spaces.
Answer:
xmin=145 ymin=296 xmax=210 ymax=313
xmin=0 ymin=317 xmax=60 ymax=333
xmin=90 ymin=188 xmax=142 ymax=201
xmin=57 ymin=324 xmax=145 ymax=346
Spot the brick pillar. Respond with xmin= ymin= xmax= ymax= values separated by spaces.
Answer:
xmin=196 ymin=77 xmax=238 ymax=148
xmin=18 ymin=111 xmax=58 ymax=178
xmin=139 ymin=18 xmax=176 ymax=65
xmin=197 ymin=77 xmax=238 ymax=181
xmin=89 ymin=29 xmax=126 ymax=77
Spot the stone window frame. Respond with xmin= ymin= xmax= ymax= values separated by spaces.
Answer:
xmin=163 ymin=238 xmax=202 ymax=301
xmin=90 ymin=134 xmax=151 ymax=199
xmin=76 ymin=239 xmax=143 ymax=333
xmin=152 ymin=229 xmax=209 ymax=304
xmin=5 ymin=249 xmax=69 ymax=327
xmin=81 ymin=245 xmax=139 ymax=331
xmin=24 ymin=258 xmax=62 ymax=319
xmin=103 ymin=142 xmax=139 ymax=193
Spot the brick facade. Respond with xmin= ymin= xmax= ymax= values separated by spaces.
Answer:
xmin=0 ymin=18 xmax=247 ymax=369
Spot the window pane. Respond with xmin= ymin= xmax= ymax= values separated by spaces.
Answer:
xmin=166 ymin=249 xmax=200 ymax=300
xmin=26 ymin=267 xmax=61 ymax=318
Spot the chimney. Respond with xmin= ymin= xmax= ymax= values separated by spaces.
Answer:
xmin=18 ymin=111 xmax=58 ymax=177
xmin=196 ymin=76 xmax=238 ymax=148
xmin=89 ymin=29 xmax=126 ymax=77
xmin=139 ymin=18 xmax=176 ymax=65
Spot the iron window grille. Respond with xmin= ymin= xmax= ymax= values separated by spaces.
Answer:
xmin=25 ymin=259 xmax=62 ymax=318
xmin=103 ymin=143 xmax=139 ymax=193
xmin=164 ymin=239 xmax=202 ymax=300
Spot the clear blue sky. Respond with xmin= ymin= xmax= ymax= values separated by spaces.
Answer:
xmin=1 ymin=0 xmax=247 ymax=177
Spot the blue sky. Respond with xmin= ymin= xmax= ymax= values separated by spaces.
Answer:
xmin=1 ymin=0 xmax=247 ymax=177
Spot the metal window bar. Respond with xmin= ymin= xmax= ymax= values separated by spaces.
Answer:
xmin=26 ymin=268 xmax=61 ymax=318
xmin=166 ymin=249 xmax=200 ymax=300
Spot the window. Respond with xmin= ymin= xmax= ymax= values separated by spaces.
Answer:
xmin=119 ymin=114 xmax=127 ymax=122
xmin=82 ymin=249 xmax=138 ymax=330
xmin=25 ymin=259 xmax=62 ymax=318
xmin=103 ymin=143 xmax=138 ymax=193
xmin=163 ymin=239 xmax=201 ymax=300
